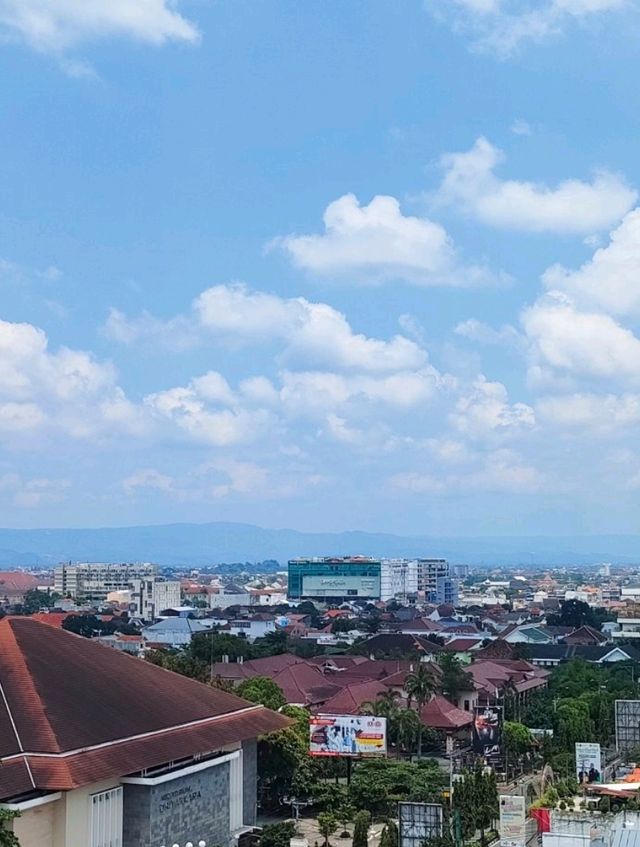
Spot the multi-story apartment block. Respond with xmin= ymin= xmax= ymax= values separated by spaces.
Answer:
xmin=129 ymin=577 xmax=181 ymax=621
xmin=417 ymin=558 xmax=458 ymax=605
xmin=380 ymin=558 xmax=418 ymax=602
xmin=54 ymin=562 xmax=157 ymax=603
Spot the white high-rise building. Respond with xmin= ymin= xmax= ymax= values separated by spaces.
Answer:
xmin=380 ymin=559 xmax=418 ymax=602
xmin=129 ymin=577 xmax=181 ymax=620
xmin=54 ymin=562 xmax=157 ymax=603
xmin=417 ymin=558 xmax=458 ymax=605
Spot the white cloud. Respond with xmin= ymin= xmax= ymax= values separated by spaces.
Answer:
xmin=523 ymin=292 xmax=640 ymax=382
xmin=127 ymin=282 xmax=428 ymax=373
xmin=543 ymin=208 xmax=640 ymax=316
xmin=279 ymin=368 xmax=447 ymax=413
xmin=511 ymin=118 xmax=533 ymax=136
xmin=104 ymin=308 xmax=197 ymax=351
xmin=454 ymin=318 xmax=522 ymax=346
xmin=435 ymin=137 xmax=636 ymax=233
xmin=450 ymin=376 xmax=535 ymax=437
xmin=0 ymin=0 xmax=199 ymax=55
xmin=123 ymin=468 xmax=175 ymax=495
xmin=273 ymin=193 xmax=500 ymax=285
xmin=536 ymin=392 xmax=640 ymax=430
xmin=145 ymin=378 xmax=273 ymax=447
xmin=391 ymin=448 xmax=543 ymax=493
xmin=0 ymin=473 xmax=70 ymax=508
xmin=436 ymin=0 xmax=627 ymax=56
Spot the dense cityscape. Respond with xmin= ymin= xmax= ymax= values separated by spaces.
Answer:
xmin=3 ymin=1 xmax=640 ymax=847
xmin=3 ymin=556 xmax=640 ymax=846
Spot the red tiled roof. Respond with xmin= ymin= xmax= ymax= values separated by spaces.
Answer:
xmin=0 ymin=572 xmax=42 ymax=594
xmin=0 ymin=617 xmax=289 ymax=799
xmin=444 ymin=638 xmax=484 ymax=652
xmin=27 ymin=612 xmax=73 ymax=628
xmin=319 ymin=680 xmax=391 ymax=715
xmin=420 ymin=695 xmax=474 ymax=730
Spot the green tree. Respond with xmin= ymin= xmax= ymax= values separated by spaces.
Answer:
xmin=352 ymin=811 xmax=371 ymax=847
xmin=405 ymin=665 xmax=436 ymax=756
xmin=379 ymin=819 xmax=398 ymax=847
xmin=318 ymin=813 xmax=338 ymax=847
xmin=261 ymin=822 xmax=296 ymax=847
xmin=437 ymin=654 xmax=473 ymax=703
xmin=190 ymin=631 xmax=256 ymax=664
xmin=14 ymin=588 xmax=61 ymax=615
xmin=396 ymin=708 xmax=421 ymax=759
xmin=144 ymin=648 xmax=209 ymax=682
xmin=236 ymin=676 xmax=286 ymax=711
xmin=0 ymin=809 xmax=19 ymax=847
xmin=504 ymin=721 xmax=533 ymax=776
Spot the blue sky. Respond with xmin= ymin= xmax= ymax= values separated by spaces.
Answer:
xmin=2 ymin=0 xmax=640 ymax=535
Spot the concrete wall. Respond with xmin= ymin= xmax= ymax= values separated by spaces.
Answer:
xmin=123 ymin=761 xmax=231 ymax=847
xmin=12 ymin=802 xmax=56 ymax=847
xmin=242 ymin=739 xmax=257 ymax=826
xmin=55 ymin=778 xmax=121 ymax=847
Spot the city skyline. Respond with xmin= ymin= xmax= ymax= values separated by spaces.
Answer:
xmin=2 ymin=1 xmax=640 ymax=535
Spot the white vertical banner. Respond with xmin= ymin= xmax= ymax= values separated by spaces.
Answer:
xmin=499 ymin=795 xmax=526 ymax=847
xmin=575 ymin=742 xmax=601 ymax=784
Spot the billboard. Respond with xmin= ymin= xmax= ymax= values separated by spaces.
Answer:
xmin=575 ymin=742 xmax=601 ymax=784
xmin=473 ymin=706 xmax=503 ymax=759
xmin=499 ymin=795 xmax=526 ymax=847
xmin=302 ymin=575 xmax=380 ymax=599
xmin=399 ymin=802 xmax=443 ymax=847
xmin=309 ymin=715 xmax=387 ymax=757
xmin=615 ymin=700 xmax=640 ymax=753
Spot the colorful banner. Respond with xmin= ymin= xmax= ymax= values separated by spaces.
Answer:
xmin=309 ymin=715 xmax=387 ymax=757
xmin=473 ymin=705 xmax=503 ymax=759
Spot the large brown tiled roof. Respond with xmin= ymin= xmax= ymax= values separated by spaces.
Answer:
xmin=0 ymin=617 xmax=290 ymax=800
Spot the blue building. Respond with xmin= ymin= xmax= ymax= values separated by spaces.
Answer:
xmin=287 ymin=557 xmax=381 ymax=602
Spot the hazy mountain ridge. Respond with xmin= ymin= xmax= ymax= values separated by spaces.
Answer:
xmin=0 ymin=522 xmax=637 ymax=567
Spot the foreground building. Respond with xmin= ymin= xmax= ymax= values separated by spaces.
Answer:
xmin=0 ymin=617 xmax=288 ymax=847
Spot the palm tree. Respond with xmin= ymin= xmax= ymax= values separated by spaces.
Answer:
xmin=405 ymin=664 xmax=436 ymax=757
xmin=361 ymin=690 xmax=401 ymax=755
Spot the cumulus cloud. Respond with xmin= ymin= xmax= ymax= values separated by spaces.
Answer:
xmin=450 ymin=376 xmax=535 ymax=437
xmin=454 ymin=318 xmax=523 ymax=347
xmin=145 ymin=373 xmax=275 ymax=447
xmin=543 ymin=208 xmax=640 ymax=316
xmin=522 ymin=291 xmax=640 ymax=383
xmin=0 ymin=0 xmax=199 ymax=56
xmin=0 ymin=473 xmax=70 ymax=508
xmin=391 ymin=448 xmax=543 ymax=493
xmin=112 ymin=283 xmax=429 ymax=373
xmin=536 ymin=392 xmax=640 ymax=430
xmin=435 ymin=137 xmax=636 ymax=234
xmin=272 ymin=193 xmax=500 ymax=285
xmin=435 ymin=0 xmax=627 ymax=56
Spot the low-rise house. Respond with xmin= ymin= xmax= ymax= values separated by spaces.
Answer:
xmin=141 ymin=615 xmax=213 ymax=647
xmin=525 ymin=644 xmax=640 ymax=668
xmin=228 ymin=614 xmax=275 ymax=641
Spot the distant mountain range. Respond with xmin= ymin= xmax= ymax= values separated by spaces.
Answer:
xmin=0 ymin=522 xmax=638 ymax=567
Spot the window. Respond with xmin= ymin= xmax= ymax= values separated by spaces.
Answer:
xmin=464 ymin=700 xmax=470 ymax=711
xmin=90 ymin=787 xmax=123 ymax=847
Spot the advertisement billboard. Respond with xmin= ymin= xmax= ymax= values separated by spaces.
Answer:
xmin=575 ymin=742 xmax=601 ymax=784
xmin=399 ymin=802 xmax=443 ymax=847
xmin=302 ymin=575 xmax=380 ymax=599
xmin=309 ymin=715 xmax=387 ymax=757
xmin=473 ymin=706 xmax=503 ymax=759
xmin=499 ymin=795 xmax=526 ymax=847
xmin=615 ymin=700 xmax=640 ymax=753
